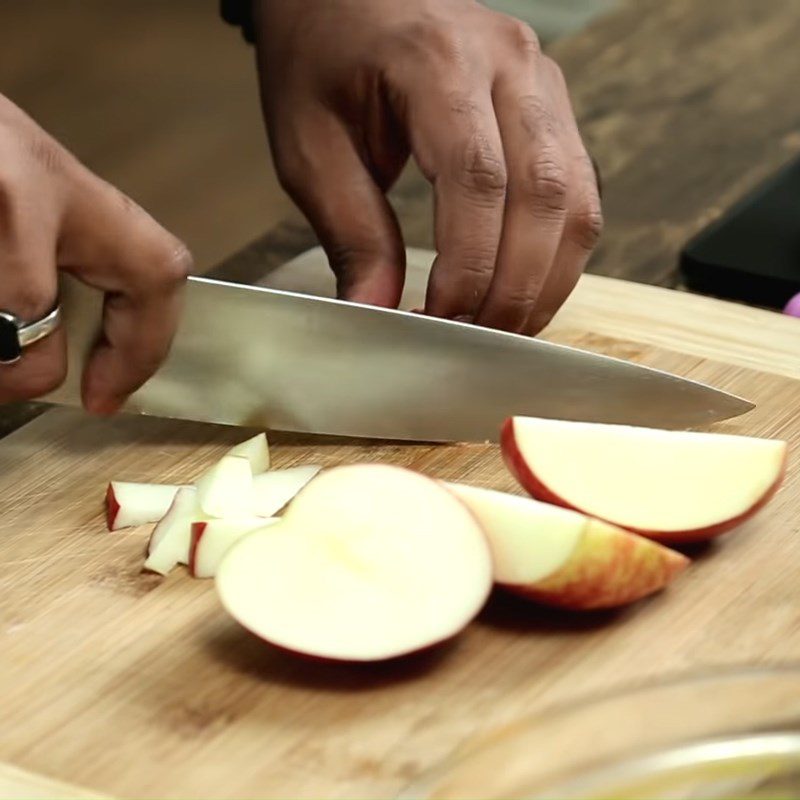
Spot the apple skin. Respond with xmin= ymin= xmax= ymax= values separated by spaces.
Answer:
xmin=105 ymin=484 xmax=120 ymax=531
xmin=500 ymin=418 xmax=788 ymax=544
xmin=503 ymin=518 xmax=689 ymax=610
xmin=188 ymin=522 xmax=208 ymax=578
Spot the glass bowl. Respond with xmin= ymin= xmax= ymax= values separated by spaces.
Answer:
xmin=401 ymin=665 xmax=800 ymax=799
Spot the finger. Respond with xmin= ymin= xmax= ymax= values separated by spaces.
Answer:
xmin=526 ymin=65 xmax=603 ymax=334
xmin=477 ymin=66 xmax=569 ymax=333
xmin=0 ymin=217 xmax=67 ymax=404
xmin=269 ymin=107 xmax=405 ymax=307
xmin=527 ymin=150 xmax=603 ymax=334
xmin=406 ymin=88 xmax=506 ymax=321
xmin=58 ymin=171 xmax=191 ymax=414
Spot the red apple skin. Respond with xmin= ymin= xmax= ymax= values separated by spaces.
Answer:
xmin=105 ymin=484 xmax=120 ymax=531
xmin=503 ymin=525 xmax=689 ymax=610
xmin=188 ymin=522 xmax=208 ymax=578
xmin=501 ymin=417 xmax=788 ymax=544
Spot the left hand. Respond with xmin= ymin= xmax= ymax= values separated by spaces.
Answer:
xmin=252 ymin=0 xmax=602 ymax=335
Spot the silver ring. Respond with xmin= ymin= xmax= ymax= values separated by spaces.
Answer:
xmin=0 ymin=305 xmax=62 ymax=365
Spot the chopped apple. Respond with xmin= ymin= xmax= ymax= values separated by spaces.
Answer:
xmin=216 ymin=464 xmax=492 ymax=662
xmin=195 ymin=455 xmax=255 ymax=518
xmin=106 ymin=481 xmax=183 ymax=531
xmin=502 ymin=416 xmax=787 ymax=543
xmin=227 ymin=433 xmax=270 ymax=474
xmin=446 ymin=483 xmax=688 ymax=609
xmin=190 ymin=518 xmax=280 ymax=579
xmin=143 ymin=487 xmax=206 ymax=575
xmin=252 ymin=465 xmax=322 ymax=517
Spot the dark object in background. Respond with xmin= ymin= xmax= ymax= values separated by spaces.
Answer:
xmin=681 ymin=156 xmax=800 ymax=310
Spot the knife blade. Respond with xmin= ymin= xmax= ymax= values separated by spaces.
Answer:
xmin=44 ymin=274 xmax=753 ymax=442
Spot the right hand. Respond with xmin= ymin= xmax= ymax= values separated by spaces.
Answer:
xmin=0 ymin=94 xmax=192 ymax=414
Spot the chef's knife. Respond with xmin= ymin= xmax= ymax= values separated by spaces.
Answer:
xmin=44 ymin=274 xmax=753 ymax=442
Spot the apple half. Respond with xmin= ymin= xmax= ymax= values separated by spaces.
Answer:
xmin=216 ymin=464 xmax=493 ymax=662
xmin=447 ymin=483 xmax=688 ymax=610
xmin=502 ymin=416 xmax=787 ymax=543
xmin=190 ymin=518 xmax=279 ymax=578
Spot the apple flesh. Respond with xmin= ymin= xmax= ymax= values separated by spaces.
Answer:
xmin=216 ymin=464 xmax=493 ymax=662
xmin=447 ymin=483 xmax=688 ymax=609
xmin=195 ymin=455 xmax=255 ymax=518
xmin=252 ymin=465 xmax=322 ymax=517
xmin=190 ymin=518 xmax=279 ymax=578
xmin=143 ymin=487 xmax=205 ymax=575
xmin=106 ymin=481 xmax=183 ymax=531
xmin=502 ymin=416 xmax=788 ymax=543
xmin=227 ymin=433 xmax=270 ymax=474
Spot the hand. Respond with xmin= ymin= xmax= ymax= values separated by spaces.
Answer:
xmin=0 ymin=95 xmax=192 ymax=414
xmin=253 ymin=0 xmax=602 ymax=334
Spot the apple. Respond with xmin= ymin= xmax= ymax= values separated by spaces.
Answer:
xmin=502 ymin=416 xmax=787 ymax=543
xmin=195 ymin=455 xmax=255 ymax=518
xmin=216 ymin=464 xmax=492 ymax=662
xmin=106 ymin=481 xmax=183 ymax=531
xmin=446 ymin=483 xmax=688 ymax=610
xmin=227 ymin=432 xmax=270 ymax=473
xmin=190 ymin=518 xmax=280 ymax=578
xmin=143 ymin=487 xmax=205 ymax=575
xmin=252 ymin=465 xmax=322 ymax=517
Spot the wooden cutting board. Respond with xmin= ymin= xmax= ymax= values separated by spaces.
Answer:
xmin=1 ymin=322 xmax=799 ymax=799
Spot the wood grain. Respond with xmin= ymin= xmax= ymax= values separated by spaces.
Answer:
xmin=0 ymin=335 xmax=797 ymax=799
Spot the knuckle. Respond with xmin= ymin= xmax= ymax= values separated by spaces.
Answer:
xmin=570 ymin=200 xmax=604 ymax=250
xmin=397 ymin=17 xmax=464 ymax=66
xmin=502 ymin=17 xmax=541 ymax=60
xmin=520 ymin=155 xmax=568 ymax=215
xmin=26 ymin=134 xmax=63 ymax=175
xmin=456 ymin=134 xmax=507 ymax=200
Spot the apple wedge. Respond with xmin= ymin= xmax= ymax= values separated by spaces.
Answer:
xmin=216 ymin=464 xmax=492 ymax=662
xmin=190 ymin=518 xmax=279 ymax=578
xmin=195 ymin=455 xmax=255 ymax=518
xmin=227 ymin=433 xmax=270 ymax=474
xmin=252 ymin=465 xmax=322 ymax=517
xmin=106 ymin=481 xmax=183 ymax=531
xmin=144 ymin=487 xmax=206 ymax=575
xmin=446 ymin=483 xmax=688 ymax=610
xmin=502 ymin=416 xmax=788 ymax=543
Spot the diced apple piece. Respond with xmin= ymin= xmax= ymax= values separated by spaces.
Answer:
xmin=447 ymin=483 xmax=688 ymax=609
xmin=227 ymin=433 xmax=270 ymax=474
xmin=502 ymin=416 xmax=787 ymax=543
xmin=190 ymin=518 xmax=280 ymax=579
xmin=252 ymin=465 xmax=322 ymax=517
xmin=216 ymin=464 xmax=492 ymax=662
xmin=144 ymin=487 xmax=205 ymax=575
xmin=106 ymin=482 xmax=183 ymax=531
xmin=195 ymin=455 xmax=255 ymax=518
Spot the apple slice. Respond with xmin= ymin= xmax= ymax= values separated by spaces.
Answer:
xmin=216 ymin=464 xmax=492 ymax=662
xmin=143 ymin=487 xmax=205 ymax=575
xmin=446 ymin=483 xmax=688 ymax=609
xmin=502 ymin=416 xmax=788 ymax=543
xmin=190 ymin=518 xmax=280 ymax=578
xmin=252 ymin=465 xmax=322 ymax=517
xmin=227 ymin=433 xmax=270 ymax=474
xmin=106 ymin=481 xmax=183 ymax=530
xmin=195 ymin=455 xmax=255 ymax=518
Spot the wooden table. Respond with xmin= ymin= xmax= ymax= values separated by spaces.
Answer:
xmin=2 ymin=1 xmax=800 ymax=798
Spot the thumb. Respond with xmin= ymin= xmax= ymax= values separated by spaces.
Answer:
xmin=270 ymin=108 xmax=405 ymax=306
